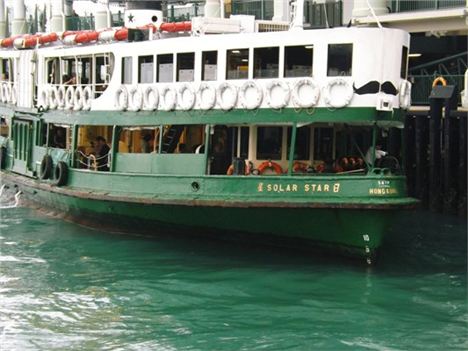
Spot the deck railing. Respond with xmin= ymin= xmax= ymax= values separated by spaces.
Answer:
xmin=410 ymin=74 xmax=464 ymax=105
xmin=391 ymin=0 xmax=466 ymax=13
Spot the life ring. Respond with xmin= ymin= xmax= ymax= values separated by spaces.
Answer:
xmin=292 ymin=78 xmax=320 ymax=108
xmin=323 ymin=78 xmax=354 ymax=108
xmin=399 ymin=80 xmax=411 ymax=110
xmin=267 ymin=80 xmax=290 ymax=109
xmin=432 ymin=76 xmax=447 ymax=87
xmin=334 ymin=157 xmax=351 ymax=173
xmin=217 ymin=82 xmax=238 ymax=111
xmin=56 ymin=85 xmax=66 ymax=109
xmin=315 ymin=163 xmax=325 ymax=173
xmin=143 ymin=86 xmax=159 ymax=111
xmin=292 ymin=161 xmax=308 ymax=173
xmin=240 ymin=81 xmax=263 ymax=110
xmin=53 ymin=161 xmax=68 ymax=186
xmin=257 ymin=161 xmax=283 ymax=175
xmin=178 ymin=84 xmax=196 ymax=110
xmin=39 ymin=155 xmax=53 ymax=180
xmin=64 ymin=86 xmax=74 ymax=110
xmin=226 ymin=161 xmax=251 ymax=175
xmin=198 ymin=83 xmax=216 ymax=110
xmin=39 ymin=87 xmax=49 ymax=109
xmin=115 ymin=85 xmax=128 ymax=111
xmin=48 ymin=86 xmax=58 ymax=109
xmin=10 ymin=85 xmax=17 ymax=104
xmin=128 ymin=87 xmax=144 ymax=111
xmin=160 ymin=86 xmax=177 ymax=111
xmin=73 ymin=86 xmax=83 ymax=111
xmin=81 ymin=86 xmax=93 ymax=110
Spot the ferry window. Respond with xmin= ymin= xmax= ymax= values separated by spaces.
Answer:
xmin=287 ymin=126 xmax=310 ymax=160
xmin=327 ymin=44 xmax=353 ymax=76
xmin=61 ymin=58 xmax=76 ymax=84
xmin=177 ymin=53 xmax=195 ymax=82
xmin=77 ymin=57 xmax=92 ymax=85
xmin=202 ymin=51 xmax=217 ymax=81
xmin=239 ymin=127 xmax=249 ymax=158
xmin=254 ymin=47 xmax=279 ymax=79
xmin=401 ymin=46 xmax=408 ymax=79
xmin=161 ymin=125 xmax=205 ymax=154
xmin=157 ymin=54 xmax=173 ymax=83
xmin=0 ymin=59 xmax=9 ymax=81
xmin=257 ymin=127 xmax=282 ymax=160
xmin=226 ymin=49 xmax=249 ymax=80
xmin=94 ymin=54 xmax=113 ymax=96
xmin=48 ymin=125 xmax=68 ymax=149
xmin=122 ymin=57 xmax=133 ymax=84
xmin=47 ymin=58 xmax=61 ymax=84
xmin=118 ymin=128 xmax=158 ymax=153
xmin=138 ymin=55 xmax=154 ymax=83
xmin=284 ymin=45 xmax=313 ymax=78
xmin=0 ymin=117 xmax=8 ymax=137
xmin=313 ymin=127 xmax=334 ymax=161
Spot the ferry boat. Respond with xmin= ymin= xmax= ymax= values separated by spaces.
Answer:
xmin=0 ymin=0 xmax=417 ymax=262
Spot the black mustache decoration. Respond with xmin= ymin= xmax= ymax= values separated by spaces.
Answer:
xmin=353 ymin=81 xmax=398 ymax=96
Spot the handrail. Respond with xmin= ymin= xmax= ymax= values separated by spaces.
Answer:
xmin=409 ymin=51 xmax=467 ymax=72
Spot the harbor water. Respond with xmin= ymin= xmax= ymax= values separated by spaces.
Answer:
xmin=0 ymin=205 xmax=466 ymax=350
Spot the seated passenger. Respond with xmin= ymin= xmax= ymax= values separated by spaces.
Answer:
xmin=95 ymin=136 xmax=110 ymax=171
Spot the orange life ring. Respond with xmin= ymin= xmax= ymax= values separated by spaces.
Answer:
xmin=315 ymin=163 xmax=325 ymax=173
xmin=292 ymin=161 xmax=308 ymax=173
xmin=432 ymin=77 xmax=447 ymax=87
xmin=257 ymin=161 xmax=283 ymax=175
xmin=226 ymin=165 xmax=234 ymax=175
xmin=226 ymin=161 xmax=252 ymax=176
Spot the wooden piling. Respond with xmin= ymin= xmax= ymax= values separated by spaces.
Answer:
xmin=429 ymin=99 xmax=442 ymax=212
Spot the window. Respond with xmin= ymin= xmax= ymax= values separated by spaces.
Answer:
xmin=327 ymin=44 xmax=353 ymax=76
xmin=177 ymin=53 xmax=195 ymax=82
xmin=61 ymin=58 xmax=76 ymax=84
xmin=0 ymin=117 xmax=8 ymax=137
xmin=47 ymin=58 xmax=60 ymax=84
xmin=157 ymin=54 xmax=173 ymax=83
xmin=284 ymin=45 xmax=313 ymax=78
xmin=254 ymin=47 xmax=279 ymax=78
xmin=226 ymin=49 xmax=249 ymax=80
xmin=48 ymin=125 xmax=68 ymax=149
xmin=202 ymin=51 xmax=217 ymax=81
xmin=287 ymin=126 xmax=310 ymax=160
xmin=313 ymin=127 xmax=334 ymax=161
xmin=122 ymin=57 xmax=133 ymax=84
xmin=401 ymin=46 xmax=408 ymax=79
xmin=257 ymin=127 xmax=282 ymax=160
xmin=77 ymin=56 xmax=92 ymax=85
xmin=94 ymin=54 xmax=113 ymax=95
xmin=138 ymin=56 xmax=154 ymax=83
xmin=118 ymin=127 xmax=159 ymax=153
xmin=0 ymin=59 xmax=9 ymax=81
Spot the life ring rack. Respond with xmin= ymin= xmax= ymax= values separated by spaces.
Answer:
xmin=257 ymin=161 xmax=283 ymax=175
xmin=323 ymin=78 xmax=354 ymax=109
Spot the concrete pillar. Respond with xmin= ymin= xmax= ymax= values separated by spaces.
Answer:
xmin=11 ymin=0 xmax=27 ymax=35
xmin=0 ymin=0 xmax=7 ymax=38
xmin=272 ymin=0 xmax=289 ymax=22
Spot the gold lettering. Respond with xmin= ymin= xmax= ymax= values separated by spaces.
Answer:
xmin=305 ymin=184 xmax=310 ymax=192
xmin=311 ymin=184 xmax=317 ymax=192
xmin=267 ymin=184 xmax=272 ymax=192
xmin=292 ymin=184 xmax=298 ymax=192
xmin=258 ymin=183 xmax=264 ymax=192
xmin=324 ymin=184 xmax=330 ymax=192
xmin=317 ymin=184 xmax=322 ymax=192
xmin=333 ymin=183 xmax=341 ymax=193
xmin=369 ymin=189 xmax=374 ymax=194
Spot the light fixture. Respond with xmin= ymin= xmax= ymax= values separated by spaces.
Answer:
xmin=408 ymin=53 xmax=422 ymax=58
xmin=232 ymin=50 xmax=241 ymax=54
xmin=241 ymin=59 xmax=248 ymax=62
xmin=305 ymin=45 xmax=313 ymax=49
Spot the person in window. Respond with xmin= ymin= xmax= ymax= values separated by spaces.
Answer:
xmin=64 ymin=73 xmax=76 ymax=85
xmin=140 ymin=133 xmax=152 ymax=153
xmin=95 ymin=136 xmax=110 ymax=171
xmin=365 ymin=144 xmax=387 ymax=165
xmin=53 ymin=128 xmax=66 ymax=148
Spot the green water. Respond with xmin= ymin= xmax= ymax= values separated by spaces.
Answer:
xmin=0 ymin=207 xmax=466 ymax=351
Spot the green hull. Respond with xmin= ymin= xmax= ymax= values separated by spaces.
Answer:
xmin=1 ymin=171 xmax=415 ymax=260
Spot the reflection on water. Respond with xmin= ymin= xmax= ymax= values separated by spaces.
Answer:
xmin=0 ymin=207 xmax=466 ymax=350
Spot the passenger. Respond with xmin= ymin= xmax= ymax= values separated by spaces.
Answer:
xmin=365 ymin=144 xmax=387 ymax=165
xmin=140 ymin=133 xmax=152 ymax=153
xmin=64 ymin=73 xmax=76 ymax=85
xmin=95 ymin=136 xmax=110 ymax=171
xmin=53 ymin=128 xmax=66 ymax=148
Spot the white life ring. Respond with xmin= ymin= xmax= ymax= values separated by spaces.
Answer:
xmin=160 ymin=86 xmax=177 ymax=111
xmin=198 ymin=83 xmax=216 ymax=110
xmin=128 ymin=87 xmax=144 ymax=111
xmin=64 ymin=86 xmax=74 ymax=110
xmin=399 ymin=80 xmax=412 ymax=110
xmin=10 ymin=85 xmax=17 ymax=104
xmin=56 ymin=85 xmax=66 ymax=109
xmin=3 ymin=83 xmax=11 ymax=104
xmin=39 ymin=87 xmax=49 ymax=109
xmin=178 ymin=84 xmax=196 ymax=110
xmin=143 ymin=86 xmax=159 ymax=111
xmin=217 ymin=82 xmax=238 ymax=111
xmin=240 ymin=81 xmax=263 ymax=110
xmin=267 ymin=80 xmax=290 ymax=109
xmin=292 ymin=78 xmax=320 ymax=108
xmin=115 ymin=85 xmax=128 ymax=111
xmin=73 ymin=86 xmax=84 ymax=111
xmin=48 ymin=85 xmax=58 ymax=109
xmin=82 ymin=86 xmax=93 ymax=111
xmin=323 ymin=78 xmax=354 ymax=108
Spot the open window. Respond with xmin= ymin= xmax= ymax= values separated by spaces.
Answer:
xmin=46 ymin=58 xmax=60 ymax=84
xmin=118 ymin=127 xmax=159 ymax=153
xmin=138 ymin=55 xmax=154 ymax=83
xmin=48 ymin=124 xmax=70 ymax=149
xmin=94 ymin=54 xmax=113 ymax=96
xmin=0 ymin=117 xmax=9 ymax=137
xmin=77 ymin=56 xmax=92 ymax=85
xmin=177 ymin=53 xmax=195 ymax=82
xmin=121 ymin=57 xmax=133 ymax=84
xmin=0 ymin=58 xmax=12 ymax=82
xmin=61 ymin=57 xmax=76 ymax=85
xmin=287 ymin=126 xmax=311 ymax=160
xmin=226 ymin=49 xmax=249 ymax=80
xmin=257 ymin=126 xmax=282 ymax=160
xmin=254 ymin=47 xmax=279 ymax=78
xmin=157 ymin=54 xmax=174 ymax=83
xmin=202 ymin=51 xmax=217 ymax=81
xmin=401 ymin=46 xmax=408 ymax=79
xmin=313 ymin=127 xmax=334 ymax=161
xmin=284 ymin=45 xmax=313 ymax=78
xmin=327 ymin=44 xmax=353 ymax=76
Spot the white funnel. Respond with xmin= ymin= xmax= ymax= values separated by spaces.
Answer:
xmin=11 ymin=0 xmax=26 ymax=35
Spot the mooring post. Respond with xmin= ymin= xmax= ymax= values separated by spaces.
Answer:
xmin=429 ymin=97 xmax=443 ymax=212
xmin=415 ymin=114 xmax=429 ymax=207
